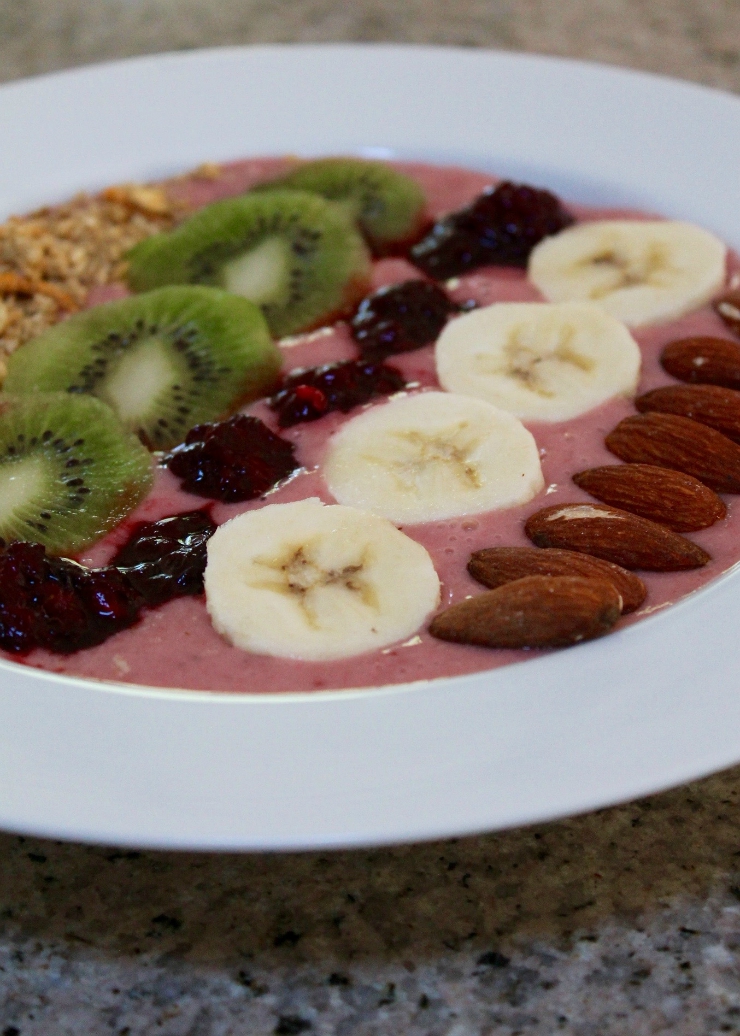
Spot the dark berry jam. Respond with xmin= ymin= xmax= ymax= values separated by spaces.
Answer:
xmin=270 ymin=359 xmax=407 ymax=427
xmin=410 ymin=180 xmax=574 ymax=280
xmin=112 ymin=510 xmax=217 ymax=606
xmin=0 ymin=539 xmax=140 ymax=655
xmin=166 ymin=415 xmax=300 ymax=502
xmin=350 ymin=280 xmax=457 ymax=360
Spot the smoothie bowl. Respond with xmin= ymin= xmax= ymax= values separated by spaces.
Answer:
xmin=1 ymin=46 xmax=739 ymax=850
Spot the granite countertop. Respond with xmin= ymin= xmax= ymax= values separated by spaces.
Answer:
xmin=1 ymin=2 xmax=740 ymax=1033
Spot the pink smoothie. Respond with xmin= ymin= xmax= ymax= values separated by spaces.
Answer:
xmin=12 ymin=159 xmax=740 ymax=693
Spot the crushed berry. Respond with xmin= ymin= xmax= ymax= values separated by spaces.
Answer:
xmin=112 ymin=510 xmax=217 ymax=606
xmin=270 ymin=360 xmax=406 ymax=427
xmin=0 ymin=540 xmax=140 ymax=655
xmin=350 ymin=280 xmax=457 ymax=360
xmin=166 ymin=415 xmax=300 ymax=502
xmin=410 ymin=180 xmax=574 ymax=280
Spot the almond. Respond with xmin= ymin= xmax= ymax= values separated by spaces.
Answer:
xmin=715 ymin=287 xmax=740 ymax=337
xmin=572 ymin=463 xmax=726 ymax=532
xmin=468 ymin=545 xmax=646 ymax=613
xmin=636 ymin=384 xmax=740 ymax=443
xmin=429 ymin=575 xmax=621 ymax=649
xmin=661 ymin=335 xmax=740 ymax=388
xmin=605 ymin=411 xmax=740 ymax=494
xmin=524 ymin=502 xmax=711 ymax=570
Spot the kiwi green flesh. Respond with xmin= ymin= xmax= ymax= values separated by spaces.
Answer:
xmin=255 ymin=158 xmax=427 ymax=251
xmin=0 ymin=393 xmax=152 ymax=555
xmin=4 ymin=286 xmax=281 ymax=450
xmin=126 ymin=190 xmax=372 ymax=338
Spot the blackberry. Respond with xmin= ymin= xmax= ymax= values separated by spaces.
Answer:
xmin=113 ymin=510 xmax=217 ymax=605
xmin=350 ymin=280 xmax=457 ymax=360
xmin=270 ymin=360 xmax=406 ymax=427
xmin=410 ymin=181 xmax=574 ymax=280
xmin=166 ymin=415 xmax=300 ymax=502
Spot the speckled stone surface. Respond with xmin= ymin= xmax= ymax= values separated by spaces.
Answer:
xmin=1 ymin=2 xmax=740 ymax=1033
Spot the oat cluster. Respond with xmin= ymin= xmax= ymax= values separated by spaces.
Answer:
xmin=0 ymin=184 xmax=182 ymax=367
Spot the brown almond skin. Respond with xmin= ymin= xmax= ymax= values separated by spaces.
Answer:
xmin=468 ymin=545 xmax=646 ymax=613
xmin=636 ymin=384 xmax=740 ymax=443
xmin=572 ymin=463 xmax=726 ymax=532
xmin=715 ymin=288 xmax=740 ymax=337
xmin=605 ymin=412 xmax=740 ymax=494
xmin=429 ymin=575 xmax=621 ymax=649
xmin=661 ymin=336 xmax=740 ymax=388
xmin=524 ymin=502 xmax=711 ymax=570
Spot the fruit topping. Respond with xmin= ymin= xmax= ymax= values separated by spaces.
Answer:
xmin=324 ymin=391 xmax=544 ymax=524
xmin=112 ymin=510 xmax=217 ymax=606
xmin=715 ymin=288 xmax=740 ymax=336
xmin=350 ymin=280 xmax=457 ymax=359
xmin=429 ymin=574 xmax=621 ymax=650
xmin=166 ymin=415 xmax=300 ymax=502
xmin=126 ymin=190 xmax=372 ymax=338
xmin=524 ymin=502 xmax=710 ymax=571
xmin=529 ymin=221 xmax=727 ymax=327
xmin=572 ymin=463 xmax=726 ymax=532
xmin=410 ymin=181 xmax=574 ymax=280
xmin=0 ymin=393 xmax=152 ymax=555
xmin=0 ymin=539 xmax=140 ymax=654
xmin=660 ymin=336 xmax=740 ymax=389
xmin=255 ymin=158 xmax=428 ymax=255
xmin=204 ymin=499 xmax=441 ymax=661
xmin=635 ymin=384 xmax=740 ymax=443
xmin=467 ymin=545 xmax=646 ymax=614
xmin=269 ymin=359 xmax=406 ymax=427
xmin=435 ymin=301 xmax=641 ymax=422
xmin=605 ymin=412 xmax=740 ymax=494
xmin=4 ymin=286 xmax=281 ymax=451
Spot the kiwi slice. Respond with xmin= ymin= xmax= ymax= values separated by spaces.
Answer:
xmin=126 ymin=190 xmax=372 ymax=338
xmin=4 ymin=286 xmax=281 ymax=451
xmin=0 ymin=392 xmax=152 ymax=554
xmin=256 ymin=158 xmax=427 ymax=253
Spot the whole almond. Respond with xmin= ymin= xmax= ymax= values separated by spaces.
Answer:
xmin=636 ymin=384 xmax=740 ymax=443
xmin=468 ymin=545 xmax=646 ymax=613
xmin=715 ymin=288 xmax=740 ymax=337
xmin=572 ymin=463 xmax=726 ymax=532
xmin=605 ymin=411 xmax=740 ymax=493
xmin=429 ymin=575 xmax=621 ymax=649
xmin=661 ymin=336 xmax=740 ymax=388
xmin=524 ymin=502 xmax=710 ymax=570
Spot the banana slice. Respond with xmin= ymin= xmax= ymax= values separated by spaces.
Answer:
xmin=324 ymin=391 xmax=544 ymax=523
xmin=435 ymin=301 xmax=641 ymax=422
xmin=204 ymin=498 xmax=440 ymax=661
xmin=528 ymin=220 xmax=726 ymax=326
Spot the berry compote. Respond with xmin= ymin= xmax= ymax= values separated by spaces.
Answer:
xmin=410 ymin=180 xmax=574 ymax=280
xmin=350 ymin=280 xmax=458 ymax=360
xmin=269 ymin=359 xmax=406 ymax=427
xmin=166 ymin=415 xmax=300 ymax=502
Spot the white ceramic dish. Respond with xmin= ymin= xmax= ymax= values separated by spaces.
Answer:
xmin=0 ymin=44 xmax=739 ymax=851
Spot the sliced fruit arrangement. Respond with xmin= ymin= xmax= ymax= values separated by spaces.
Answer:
xmin=661 ymin=336 xmax=740 ymax=389
xmin=0 ymin=392 xmax=152 ymax=555
xmin=411 ymin=181 xmax=574 ymax=279
xmin=434 ymin=301 xmax=641 ymax=422
xmin=269 ymin=359 xmax=406 ymax=427
xmin=204 ymin=499 xmax=441 ymax=661
xmin=429 ymin=575 xmax=621 ymax=650
xmin=572 ymin=464 xmax=726 ymax=532
xmin=126 ymin=190 xmax=372 ymax=338
xmin=254 ymin=157 xmax=428 ymax=254
xmin=323 ymin=391 xmax=544 ymax=524
xmin=528 ymin=220 xmax=727 ymax=326
xmin=3 ymin=286 xmax=281 ymax=451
